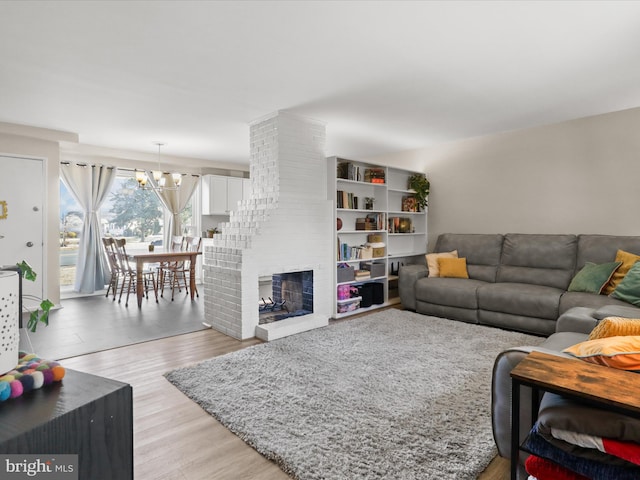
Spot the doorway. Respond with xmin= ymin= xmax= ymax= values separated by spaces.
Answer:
xmin=0 ymin=155 xmax=44 ymax=301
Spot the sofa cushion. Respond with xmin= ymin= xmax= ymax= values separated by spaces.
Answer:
xmin=479 ymin=310 xmax=557 ymax=335
xmin=497 ymin=234 xmax=577 ymax=290
xmin=438 ymin=257 xmax=469 ymax=278
xmin=434 ymin=233 xmax=503 ymax=283
xmin=589 ymin=317 xmax=640 ymax=340
xmin=593 ymin=304 xmax=640 ymax=320
xmin=576 ymin=235 xmax=640 ymax=272
xmin=415 ymin=277 xmax=487 ymax=309
xmin=611 ymin=262 xmax=640 ymax=307
xmin=564 ymin=336 xmax=640 ymax=370
xmin=478 ymin=282 xmax=563 ymax=320
xmin=415 ymin=302 xmax=479 ymax=324
xmin=425 ymin=250 xmax=457 ymax=277
xmin=603 ymin=249 xmax=640 ymax=295
xmin=560 ymin=291 xmax=636 ymax=315
xmin=567 ymin=261 xmax=621 ymax=294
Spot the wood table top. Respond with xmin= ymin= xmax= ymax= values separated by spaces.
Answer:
xmin=511 ymin=351 xmax=640 ymax=414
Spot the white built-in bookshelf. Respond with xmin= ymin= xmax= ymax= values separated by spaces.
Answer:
xmin=327 ymin=156 xmax=428 ymax=318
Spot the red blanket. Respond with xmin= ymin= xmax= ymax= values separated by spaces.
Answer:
xmin=525 ymin=454 xmax=590 ymax=480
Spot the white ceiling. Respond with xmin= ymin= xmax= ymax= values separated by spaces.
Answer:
xmin=2 ymin=1 xmax=640 ymax=166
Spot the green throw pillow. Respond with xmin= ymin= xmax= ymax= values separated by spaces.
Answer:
xmin=611 ymin=262 xmax=640 ymax=306
xmin=568 ymin=261 xmax=622 ymax=294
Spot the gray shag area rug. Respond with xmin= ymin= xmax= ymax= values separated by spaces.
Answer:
xmin=165 ymin=310 xmax=544 ymax=479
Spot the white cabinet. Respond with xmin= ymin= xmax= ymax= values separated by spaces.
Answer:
xmin=327 ymin=156 xmax=428 ymax=318
xmin=202 ymin=175 xmax=248 ymax=215
xmin=226 ymin=177 xmax=244 ymax=213
xmin=242 ymin=178 xmax=251 ymax=200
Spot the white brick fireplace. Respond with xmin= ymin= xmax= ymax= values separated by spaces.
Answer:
xmin=203 ymin=112 xmax=333 ymax=340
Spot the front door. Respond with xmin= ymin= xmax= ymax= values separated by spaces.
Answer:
xmin=0 ymin=155 xmax=45 ymax=301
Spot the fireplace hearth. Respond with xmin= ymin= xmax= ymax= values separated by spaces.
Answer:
xmin=259 ymin=271 xmax=313 ymax=325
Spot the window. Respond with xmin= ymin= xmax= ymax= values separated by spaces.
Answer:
xmin=59 ymin=180 xmax=84 ymax=287
xmin=102 ymin=173 xmax=164 ymax=247
xmin=59 ymin=170 xmax=164 ymax=290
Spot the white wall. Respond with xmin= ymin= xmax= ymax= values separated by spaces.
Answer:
xmin=0 ymin=127 xmax=75 ymax=305
xmin=369 ymin=106 xmax=640 ymax=250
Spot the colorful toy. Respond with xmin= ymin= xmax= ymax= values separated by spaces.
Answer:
xmin=0 ymin=352 xmax=65 ymax=403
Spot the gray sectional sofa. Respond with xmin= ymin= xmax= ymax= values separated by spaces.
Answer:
xmin=399 ymin=233 xmax=640 ymax=478
xmin=399 ymin=233 xmax=640 ymax=335
xmin=492 ymin=302 xmax=640 ymax=479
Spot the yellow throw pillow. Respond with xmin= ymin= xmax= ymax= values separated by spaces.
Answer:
xmin=564 ymin=336 xmax=640 ymax=371
xmin=425 ymin=250 xmax=458 ymax=278
xmin=589 ymin=317 xmax=640 ymax=340
xmin=602 ymin=249 xmax=640 ymax=295
xmin=437 ymin=257 xmax=469 ymax=279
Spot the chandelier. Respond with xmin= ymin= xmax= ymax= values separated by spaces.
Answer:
xmin=135 ymin=142 xmax=183 ymax=190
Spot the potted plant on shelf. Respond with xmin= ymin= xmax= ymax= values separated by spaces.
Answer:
xmin=364 ymin=197 xmax=375 ymax=210
xmin=207 ymin=227 xmax=221 ymax=238
xmin=408 ymin=174 xmax=430 ymax=211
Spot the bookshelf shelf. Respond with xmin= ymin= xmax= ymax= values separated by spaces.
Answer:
xmin=337 ymin=296 xmax=363 ymax=305
xmin=328 ymin=156 xmax=428 ymax=318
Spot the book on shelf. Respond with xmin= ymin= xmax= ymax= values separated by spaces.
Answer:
xmin=337 ymin=239 xmax=375 ymax=261
xmin=364 ymin=167 xmax=385 ymax=183
xmin=336 ymin=190 xmax=359 ymax=209
xmin=337 ymin=162 xmax=362 ymax=182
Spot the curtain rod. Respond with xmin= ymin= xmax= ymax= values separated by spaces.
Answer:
xmin=60 ymin=162 xmax=199 ymax=176
xmin=60 ymin=161 xmax=115 ymax=169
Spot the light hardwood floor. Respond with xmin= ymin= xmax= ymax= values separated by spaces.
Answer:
xmin=61 ymin=327 xmax=509 ymax=480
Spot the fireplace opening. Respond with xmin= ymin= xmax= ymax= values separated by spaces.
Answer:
xmin=258 ymin=270 xmax=313 ymax=324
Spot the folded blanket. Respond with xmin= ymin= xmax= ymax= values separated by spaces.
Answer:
xmin=537 ymin=422 xmax=637 ymax=467
xmin=525 ymin=454 xmax=590 ymax=480
xmin=550 ymin=427 xmax=640 ymax=466
xmin=523 ymin=424 xmax=640 ymax=480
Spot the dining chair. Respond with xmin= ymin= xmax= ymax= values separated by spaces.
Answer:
xmin=159 ymin=235 xmax=189 ymax=300
xmin=180 ymin=236 xmax=202 ymax=298
xmin=114 ymin=238 xmax=158 ymax=307
xmin=102 ymin=237 xmax=121 ymax=301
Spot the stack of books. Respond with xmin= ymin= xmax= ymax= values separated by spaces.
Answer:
xmin=356 ymin=218 xmax=378 ymax=230
xmin=354 ymin=269 xmax=371 ymax=281
xmin=364 ymin=168 xmax=385 ymax=183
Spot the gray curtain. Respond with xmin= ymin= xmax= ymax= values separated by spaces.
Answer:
xmin=149 ymin=174 xmax=199 ymax=248
xmin=61 ymin=163 xmax=116 ymax=293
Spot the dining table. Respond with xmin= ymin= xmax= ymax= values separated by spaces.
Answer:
xmin=131 ymin=250 xmax=202 ymax=308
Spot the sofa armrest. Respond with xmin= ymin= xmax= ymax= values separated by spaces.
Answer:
xmin=491 ymin=345 xmax=573 ymax=460
xmin=556 ymin=307 xmax=598 ymax=334
xmin=398 ymin=264 xmax=427 ymax=311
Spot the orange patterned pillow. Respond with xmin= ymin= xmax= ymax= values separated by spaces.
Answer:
xmin=589 ymin=317 xmax=640 ymax=340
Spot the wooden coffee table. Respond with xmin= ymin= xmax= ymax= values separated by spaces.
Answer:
xmin=509 ymin=351 xmax=640 ymax=480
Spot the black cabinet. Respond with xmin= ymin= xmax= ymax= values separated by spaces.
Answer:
xmin=0 ymin=369 xmax=133 ymax=480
